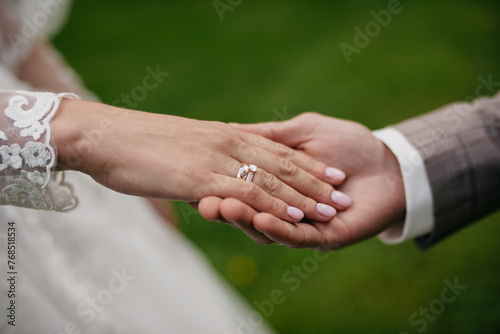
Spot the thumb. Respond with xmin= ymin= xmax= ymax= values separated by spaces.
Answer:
xmin=230 ymin=116 xmax=307 ymax=147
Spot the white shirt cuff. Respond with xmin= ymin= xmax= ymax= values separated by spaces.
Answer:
xmin=373 ymin=127 xmax=434 ymax=244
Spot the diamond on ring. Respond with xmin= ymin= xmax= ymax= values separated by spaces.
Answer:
xmin=237 ymin=163 xmax=258 ymax=182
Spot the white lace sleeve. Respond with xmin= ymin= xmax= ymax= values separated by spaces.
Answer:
xmin=0 ymin=89 xmax=78 ymax=211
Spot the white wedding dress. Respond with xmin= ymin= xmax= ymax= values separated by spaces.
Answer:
xmin=0 ymin=2 xmax=274 ymax=333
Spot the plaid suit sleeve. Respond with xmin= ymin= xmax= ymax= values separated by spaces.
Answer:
xmin=392 ymin=92 xmax=500 ymax=249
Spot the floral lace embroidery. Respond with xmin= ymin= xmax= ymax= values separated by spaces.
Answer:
xmin=0 ymin=143 xmax=22 ymax=170
xmin=0 ymin=90 xmax=79 ymax=211
xmin=3 ymin=170 xmax=52 ymax=210
xmin=21 ymin=141 xmax=52 ymax=168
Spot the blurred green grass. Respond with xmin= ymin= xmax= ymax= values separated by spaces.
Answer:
xmin=54 ymin=0 xmax=500 ymax=333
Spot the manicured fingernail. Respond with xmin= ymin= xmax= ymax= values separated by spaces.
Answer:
xmin=317 ymin=203 xmax=337 ymax=217
xmin=331 ymin=191 xmax=352 ymax=207
xmin=287 ymin=206 xmax=304 ymax=220
xmin=326 ymin=167 xmax=346 ymax=181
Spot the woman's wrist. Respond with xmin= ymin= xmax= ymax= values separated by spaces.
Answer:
xmin=52 ymin=98 xmax=123 ymax=172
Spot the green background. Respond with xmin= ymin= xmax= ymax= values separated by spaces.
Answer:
xmin=54 ymin=0 xmax=500 ymax=333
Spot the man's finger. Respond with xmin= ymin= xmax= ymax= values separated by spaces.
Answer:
xmin=220 ymin=198 xmax=275 ymax=245
xmin=230 ymin=118 xmax=303 ymax=148
xmin=198 ymin=196 xmax=224 ymax=221
xmin=252 ymin=212 xmax=330 ymax=249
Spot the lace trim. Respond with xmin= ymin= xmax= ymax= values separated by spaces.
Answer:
xmin=0 ymin=90 xmax=79 ymax=211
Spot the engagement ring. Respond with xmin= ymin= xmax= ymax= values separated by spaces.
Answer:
xmin=237 ymin=164 xmax=258 ymax=182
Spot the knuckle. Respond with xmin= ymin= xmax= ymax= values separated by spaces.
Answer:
xmin=244 ymin=145 xmax=259 ymax=162
xmin=275 ymin=142 xmax=293 ymax=159
xmin=311 ymin=179 xmax=330 ymax=200
xmin=210 ymin=128 xmax=238 ymax=149
xmin=277 ymin=159 xmax=297 ymax=178
xmin=261 ymin=173 xmax=283 ymax=195
xmin=269 ymin=197 xmax=283 ymax=215
xmin=300 ymin=196 xmax=316 ymax=214
xmin=197 ymin=172 xmax=219 ymax=197
xmin=240 ymin=182 xmax=260 ymax=201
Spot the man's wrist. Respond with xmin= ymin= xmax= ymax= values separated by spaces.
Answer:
xmin=373 ymin=127 xmax=434 ymax=244
xmin=379 ymin=136 xmax=407 ymax=225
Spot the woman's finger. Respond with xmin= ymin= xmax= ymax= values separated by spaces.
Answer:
xmin=207 ymin=160 xmax=338 ymax=223
xmin=231 ymin=144 xmax=351 ymax=212
xmin=246 ymin=167 xmax=338 ymax=222
xmin=202 ymin=158 xmax=330 ymax=223
xmin=241 ymin=131 xmax=347 ymax=186
xmin=206 ymin=173 xmax=306 ymax=223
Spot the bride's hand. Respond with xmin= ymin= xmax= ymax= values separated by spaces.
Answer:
xmin=200 ymin=113 xmax=404 ymax=249
xmin=52 ymin=99 xmax=349 ymax=224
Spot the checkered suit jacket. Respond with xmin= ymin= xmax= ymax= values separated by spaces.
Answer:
xmin=393 ymin=91 xmax=500 ymax=249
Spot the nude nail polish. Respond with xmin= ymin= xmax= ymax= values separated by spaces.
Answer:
xmin=325 ymin=167 xmax=346 ymax=181
xmin=331 ymin=191 xmax=352 ymax=207
xmin=287 ymin=206 xmax=304 ymax=220
xmin=317 ymin=203 xmax=337 ymax=217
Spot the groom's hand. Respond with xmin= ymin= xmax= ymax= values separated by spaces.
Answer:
xmin=199 ymin=112 xmax=406 ymax=250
